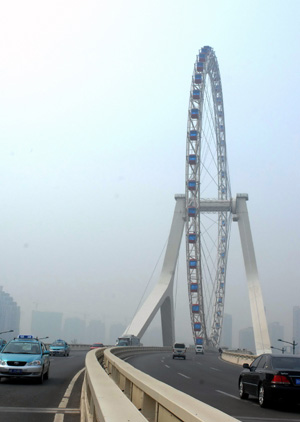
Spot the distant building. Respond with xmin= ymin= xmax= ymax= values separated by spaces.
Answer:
xmin=293 ymin=306 xmax=300 ymax=354
xmin=108 ymin=323 xmax=127 ymax=346
xmin=0 ymin=286 xmax=20 ymax=342
xmin=220 ymin=313 xmax=232 ymax=349
xmin=63 ymin=317 xmax=86 ymax=344
xmin=268 ymin=321 xmax=284 ymax=351
xmin=31 ymin=311 xmax=62 ymax=343
xmin=239 ymin=326 xmax=255 ymax=353
xmin=86 ymin=320 xmax=105 ymax=345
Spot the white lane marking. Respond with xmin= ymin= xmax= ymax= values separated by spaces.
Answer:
xmin=210 ymin=367 xmax=220 ymax=371
xmin=0 ymin=408 xmax=79 ymax=414
xmin=178 ymin=373 xmax=190 ymax=379
xmin=165 ymin=365 xmax=170 ymax=368
xmin=215 ymin=390 xmax=240 ymax=400
xmin=53 ymin=367 xmax=85 ymax=422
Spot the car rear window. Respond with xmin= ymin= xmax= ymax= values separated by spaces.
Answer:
xmin=272 ymin=357 xmax=300 ymax=370
xmin=174 ymin=343 xmax=185 ymax=348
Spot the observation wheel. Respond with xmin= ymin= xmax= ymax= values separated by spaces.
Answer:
xmin=185 ymin=46 xmax=232 ymax=348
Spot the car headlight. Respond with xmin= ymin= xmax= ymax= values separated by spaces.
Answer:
xmin=0 ymin=360 xmax=7 ymax=365
xmin=27 ymin=360 xmax=42 ymax=366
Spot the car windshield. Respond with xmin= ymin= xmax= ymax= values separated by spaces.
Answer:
xmin=272 ymin=357 xmax=300 ymax=370
xmin=3 ymin=342 xmax=40 ymax=354
xmin=52 ymin=342 xmax=65 ymax=347
xmin=174 ymin=343 xmax=185 ymax=348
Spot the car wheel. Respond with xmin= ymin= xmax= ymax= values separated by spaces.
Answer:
xmin=37 ymin=369 xmax=44 ymax=384
xmin=44 ymin=367 xmax=49 ymax=380
xmin=258 ymin=384 xmax=269 ymax=408
xmin=239 ymin=380 xmax=249 ymax=399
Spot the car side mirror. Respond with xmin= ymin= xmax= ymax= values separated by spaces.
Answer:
xmin=243 ymin=363 xmax=250 ymax=369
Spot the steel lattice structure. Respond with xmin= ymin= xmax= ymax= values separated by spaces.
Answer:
xmin=185 ymin=46 xmax=232 ymax=348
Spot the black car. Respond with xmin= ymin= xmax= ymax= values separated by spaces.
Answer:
xmin=239 ymin=354 xmax=300 ymax=407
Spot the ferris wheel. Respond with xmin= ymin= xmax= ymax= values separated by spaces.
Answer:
xmin=185 ymin=46 xmax=232 ymax=348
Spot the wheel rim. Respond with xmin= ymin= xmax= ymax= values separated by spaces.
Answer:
xmin=239 ymin=381 xmax=244 ymax=397
xmin=185 ymin=46 xmax=231 ymax=348
xmin=259 ymin=386 xmax=264 ymax=405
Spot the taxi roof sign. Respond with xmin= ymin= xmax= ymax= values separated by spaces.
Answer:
xmin=17 ymin=335 xmax=34 ymax=339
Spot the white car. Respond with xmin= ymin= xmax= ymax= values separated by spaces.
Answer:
xmin=172 ymin=343 xmax=186 ymax=359
xmin=195 ymin=345 xmax=204 ymax=354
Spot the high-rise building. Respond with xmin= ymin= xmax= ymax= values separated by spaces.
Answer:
xmin=239 ymin=326 xmax=255 ymax=353
xmin=220 ymin=313 xmax=232 ymax=349
xmin=63 ymin=317 xmax=86 ymax=344
xmin=31 ymin=310 xmax=62 ymax=343
xmin=293 ymin=306 xmax=300 ymax=354
xmin=86 ymin=320 xmax=105 ymax=345
xmin=268 ymin=321 xmax=284 ymax=351
xmin=0 ymin=286 xmax=20 ymax=342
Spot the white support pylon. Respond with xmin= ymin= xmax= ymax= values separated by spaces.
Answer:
xmin=232 ymin=194 xmax=271 ymax=355
xmin=123 ymin=195 xmax=186 ymax=346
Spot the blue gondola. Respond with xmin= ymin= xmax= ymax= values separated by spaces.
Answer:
xmin=190 ymin=283 xmax=198 ymax=291
xmin=193 ymin=89 xmax=200 ymax=99
xmin=188 ymin=180 xmax=196 ymax=190
xmin=190 ymin=130 xmax=197 ymax=140
xmin=195 ymin=74 xmax=202 ymax=84
xmin=188 ymin=154 xmax=197 ymax=165
xmin=188 ymin=233 xmax=196 ymax=243
xmin=191 ymin=108 xmax=199 ymax=119
xmin=189 ymin=259 xmax=197 ymax=268
xmin=188 ymin=207 xmax=196 ymax=217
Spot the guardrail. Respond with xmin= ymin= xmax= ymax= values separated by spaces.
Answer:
xmin=81 ymin=346 xmax=241 ymax=422
xmin=221 ymin=350 xmax=256 ymax=366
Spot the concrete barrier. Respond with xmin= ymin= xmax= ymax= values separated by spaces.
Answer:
xmin=221 ymin=350 xmax=256 ymax=366
xmin=81 ymin=346 xmax=241 ymax=422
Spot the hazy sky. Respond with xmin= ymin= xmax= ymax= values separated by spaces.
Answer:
xmin=1 ymin=0 xmax=299 ymax=347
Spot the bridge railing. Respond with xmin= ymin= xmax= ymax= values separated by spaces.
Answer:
xmin=81 ymin=346 xmax=241 ymax=422
xmin=221 ymin=350 xmax=256 ymax=366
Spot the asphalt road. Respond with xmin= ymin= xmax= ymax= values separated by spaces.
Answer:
xmin=127 ymin=350 xmax=300 ymax=422
xmin=0 ymin=349 xmax=87 ymax=422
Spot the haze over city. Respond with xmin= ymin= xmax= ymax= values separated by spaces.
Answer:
xmin=1 ymin=0 xmax=299 ymax=347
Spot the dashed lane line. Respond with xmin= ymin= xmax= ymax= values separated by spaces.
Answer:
xmin=215 ymin=390 xmax=240 ymax=400
xmin=178 ymin=373 xmax=190 ymax=379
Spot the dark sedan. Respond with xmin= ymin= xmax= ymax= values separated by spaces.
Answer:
xmin=239 ymin=354 xmax=300 ymax=407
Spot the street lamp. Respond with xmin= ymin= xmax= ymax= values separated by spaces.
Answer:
xmin=0 ymin=330 xmax=13 ymax=335
xmin=270 ymin=345 xmax=285 ymax=354
xmin=278 ymin=338 xmax=298 ymax=355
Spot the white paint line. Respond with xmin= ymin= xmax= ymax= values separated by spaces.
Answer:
xmin=210 ymin=367 xmax=220 ymax=371
xmin=165 ymin=365 xmax=170 ymax=368
xmin=178 ymin=373 xmax=190 ymax=379
xmin=58 ymin=367 xmax=85 ymax=407
xmin=53 ymin=414 xmax=64 ymax=422
xmin=216 ymin=390 xmax=240 ymax=400
xmin=53 ymin=367 xmax=85 ymax=422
